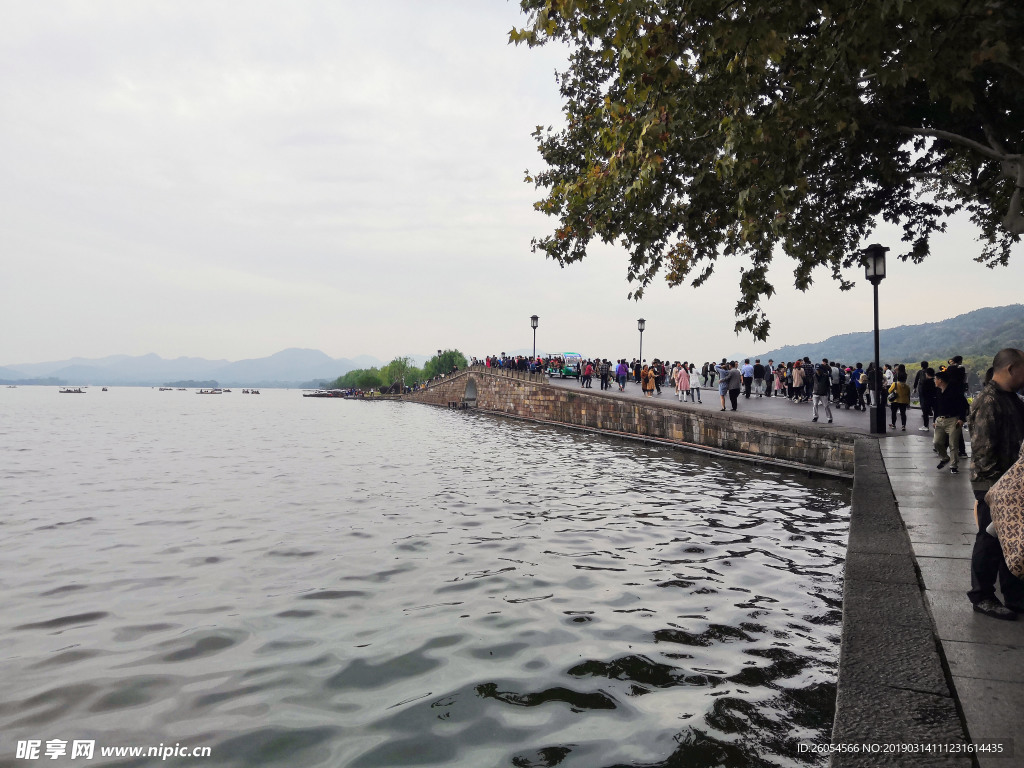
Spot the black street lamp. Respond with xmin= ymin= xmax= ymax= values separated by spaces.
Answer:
xmin=638 ymin=318 xmax=646 ymax=363
xmin=530 ymin=315 xmax=539 ymax=360
xmin=864 ymin=243 xmax=888 ymax=434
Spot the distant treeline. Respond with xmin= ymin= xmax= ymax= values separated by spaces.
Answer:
xmin=164 ymin=380 xmax=219 ymax=388
xmin=327 ymin=351 xmax=467 ymax=391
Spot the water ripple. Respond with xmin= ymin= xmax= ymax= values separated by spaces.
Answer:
xmin=0 ymin=388 xmax=849 ymax=766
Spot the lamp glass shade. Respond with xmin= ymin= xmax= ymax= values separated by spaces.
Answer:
xmin=530 ymin=315 xmax=539 ymax=329
xmin=637 ymin=318 xmax=646 ymax=332
xmin=863 ymin=244 xmax=888 ymax=280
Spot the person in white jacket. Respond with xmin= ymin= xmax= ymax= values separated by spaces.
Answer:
xmin=688 ymin=363 xmax=702 ymax=403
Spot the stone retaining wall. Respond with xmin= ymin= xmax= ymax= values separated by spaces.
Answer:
xmin=406 ymin=367 xmax=856 ymax=475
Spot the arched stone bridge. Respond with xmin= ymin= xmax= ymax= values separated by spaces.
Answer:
xmin=403 ymin=365 xmax=857 ymax=476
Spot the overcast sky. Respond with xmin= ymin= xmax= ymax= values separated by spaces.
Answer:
xmin=2 ymin=1 xmax=1021 ymax=367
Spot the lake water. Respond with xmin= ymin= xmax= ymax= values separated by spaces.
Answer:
xmin=0 ymin=387 xmax=850 ymax=767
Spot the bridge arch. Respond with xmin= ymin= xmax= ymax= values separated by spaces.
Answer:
xmin=464 ymin=377 xmax=478 ymax=406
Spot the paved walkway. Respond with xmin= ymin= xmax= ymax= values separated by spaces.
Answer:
xmin=544 ymin=372 xmax=1021 ymax=762
xmin=880 ymin=436 xmax=1023 ymax=766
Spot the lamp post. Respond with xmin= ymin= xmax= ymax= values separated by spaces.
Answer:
xmin=638 ymin=318 xmax=646 ymax=363
xmin=530 ymin=315 xmax=539 ymax=361
xmin=864 ymin=243 xmax=888 ymax=435
xmin=437 ymin=349 xmax=443 ymax=379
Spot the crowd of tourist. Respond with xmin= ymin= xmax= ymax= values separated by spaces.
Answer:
xmin=477 ymin=353 xmax=982 ymax=429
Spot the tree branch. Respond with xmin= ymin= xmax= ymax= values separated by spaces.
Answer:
xmin=896 ymin=126 xmax=1019 ymax=163
xmin=909 ymin=173 xmax=976 ymax=196
xmin=1005 ymin=162 xmax=1024 ymax=236
xmin=981 ymin=122 xmax=1008 ymax=156
xmin=997 ymin=60 xmax=1024 ymax=82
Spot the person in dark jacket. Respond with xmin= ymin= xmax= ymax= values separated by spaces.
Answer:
xmin=752 ymin=359 xmax=765 ymax=397
xmin=725 ymin=361 xmax=742 ymax=411
xmin=967 ymin=348 xmax=1024 ymax=620
xmin=933 ymin=369 xmax=969 ymax=473
xmin=912 ymin=360 xmax=929 ymax=399
xmin=946 ymin=355 xmax=969 ymax=456
xmin=811 ymin=363 xmax=833 ymax=423
xmin=918 ymin=367 xmax=937 ymax=431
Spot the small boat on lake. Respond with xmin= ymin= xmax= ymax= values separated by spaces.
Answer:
xmin=196 ymin=388 xmax=223 ymax=395
xmin=59 ymin=387 xmax=86 ymax=394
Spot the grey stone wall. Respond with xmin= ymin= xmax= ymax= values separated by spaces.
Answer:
xmin=406 ymin=367 xmax=855 ymax=474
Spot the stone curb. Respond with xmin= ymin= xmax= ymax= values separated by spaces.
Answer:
xmin=830 ymin=439 xmax=971 ymax=767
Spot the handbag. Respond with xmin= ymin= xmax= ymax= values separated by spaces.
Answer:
xmin=985 ymin=442 xmax=1024 ymax=578
xmin=887 ymin=390 xmax=898 ymax=403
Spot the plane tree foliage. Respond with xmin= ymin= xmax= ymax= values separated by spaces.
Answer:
xmin=512 ymin=0 xmax=1024 ymax=339
xmin=424 ymin=349 xmax=469 ymax=379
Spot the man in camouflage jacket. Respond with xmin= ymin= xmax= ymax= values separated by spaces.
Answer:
xmin=967 ymin=348 xmax=1024 ymax=619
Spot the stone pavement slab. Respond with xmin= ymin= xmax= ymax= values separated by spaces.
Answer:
xmin=880 ymin=436 xmax=1024 ymax=764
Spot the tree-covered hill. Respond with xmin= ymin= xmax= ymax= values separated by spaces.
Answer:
xmin=749 ymin=305 xmax=1024 ymax=365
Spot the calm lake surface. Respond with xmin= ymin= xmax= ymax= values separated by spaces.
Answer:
xmin=1 ymin=387 xmax=850 ymax=767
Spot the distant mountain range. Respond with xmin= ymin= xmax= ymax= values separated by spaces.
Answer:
xmin=0 ymin=349 xmax=431 ymax=387
xmin=747 ymin=304 xmax=1024 ymax=364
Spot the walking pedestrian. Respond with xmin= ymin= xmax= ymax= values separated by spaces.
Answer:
xmin=792 ymin=362 xmax=805 ymax=402
xmin=828 ymin=359 xmax=842 ymax=402
xmin=811 ymin=363 xmax=833 ymax=423
xmin=689 ymin=363 xmax=702 ymax=403
xmin=675 ymin=361 xmax=690 ymax=401
xmin=912 ymin=361 xmax=929 ymax=401
xmin=918 ymin=367 xmax=936 ymax=431
xmin=864 ymin=363 xmax=879 ymax=407
xmin=726 ymin=362 xmax=742 ymax=411
xmin=852 ymin=363 xmax=866 ymax=409
xmin=715 ymin=359 xmax=730 ymax=410
xmin=742 ymin=359 xmax=754 ymax=398
xmin=888 ymin=371 xmax=911 ymax=430
xmin=967 ymin=348 xmax=1024 ymax=619
xmin=774 ymin=364 xmax=785 ymax=398
xmin=948 ymin=355 xmax=969 ymax=457
xmin=641 ymin=363 xmax=655 ymax=397
xmin=616 ymin=359 xmax=629 ymax=391
xmin=933 ymin=369 xmax=968 ymax=473
xmin=802 ymin=357 xmax=814 ymax=402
